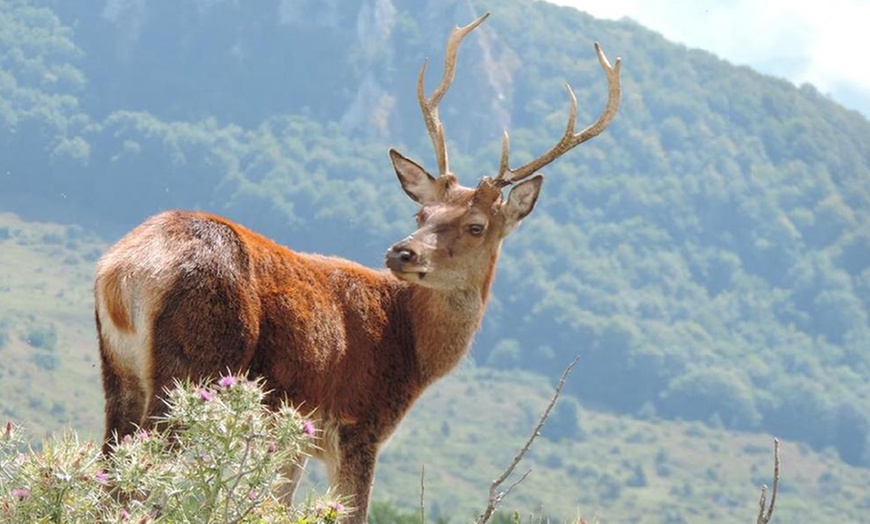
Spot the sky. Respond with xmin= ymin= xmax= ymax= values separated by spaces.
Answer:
xmin=546 ymin=0 xmax=870 ymax=119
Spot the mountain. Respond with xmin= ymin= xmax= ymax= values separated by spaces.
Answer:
xmin=1 ymin=0 xmax=868 ymax=519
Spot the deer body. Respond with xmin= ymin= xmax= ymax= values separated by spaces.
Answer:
xmin=96 ymin=205 xmax=493 ymax=511
xmin=96 ymin=13 xmax=620 ymax=522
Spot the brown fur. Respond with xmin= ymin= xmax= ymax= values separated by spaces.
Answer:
xmin=95 ymin=153 xmax=543 ymax=521
xmin=100 ymin=266 xmax=134 ymax=334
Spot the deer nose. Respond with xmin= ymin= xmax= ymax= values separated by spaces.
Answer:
xmin=390 ymin=246 xmax=417 ymax=264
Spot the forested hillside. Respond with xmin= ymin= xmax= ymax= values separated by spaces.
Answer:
xmin=1 ymin=0 xmax=868 ymax=518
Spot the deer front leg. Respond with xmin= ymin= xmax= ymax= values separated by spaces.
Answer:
xmin=334 ymin=430 xmax=379 ymax=523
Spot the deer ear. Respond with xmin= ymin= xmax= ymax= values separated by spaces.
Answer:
xmin=390 ymin=149 xmax=440 ymax=205
xmin=501 ymin=175 xmax=543 ymax=237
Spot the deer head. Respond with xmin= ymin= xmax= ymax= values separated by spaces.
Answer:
xmin=385 ymin=13 xmax=621 ymax=294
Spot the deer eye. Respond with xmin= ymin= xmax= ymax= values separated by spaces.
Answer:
xmin=467 ymin=224 xmax=486 ymax=236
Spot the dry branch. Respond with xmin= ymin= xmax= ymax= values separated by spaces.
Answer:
xmin=755 ymin=438 xmax=780 ymax=524
xmin=475 ymin=356 xmax=580 ymax=524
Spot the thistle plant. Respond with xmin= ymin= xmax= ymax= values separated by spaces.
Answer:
xmin=0 ymin=376 xmax=345 ymax=523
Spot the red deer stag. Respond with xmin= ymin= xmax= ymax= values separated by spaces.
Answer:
xmin=95 ymin=13 xmax=620 ymax=521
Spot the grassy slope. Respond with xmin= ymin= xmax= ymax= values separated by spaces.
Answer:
xmin=374 ymin=367 xmax=870 ymax=522
xmin=1 ymin=212 xmax=867 ymax=522
xmin=0 ymin=212 xmax=104 ymax=439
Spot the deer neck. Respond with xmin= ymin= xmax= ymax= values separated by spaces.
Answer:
xmin=404 ymin=250 xmax=500 ymax=386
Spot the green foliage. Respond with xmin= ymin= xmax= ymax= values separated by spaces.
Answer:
xmin=659 ymin=367 xmax=760 ymax=429
xmin=368 ymin=501 xmax=430 ymax=524
xmin=545 ymin=396 xmax=585 ymax=442
xmin=22 ymin=322 xmax=60 ymax=370
xmin=0 ymin=377 xmax=344 ymax=523
xmin=31 ymin=350 xmax=58 ymax=371
xmin=24 ymin=323 xmax=56 ymax=350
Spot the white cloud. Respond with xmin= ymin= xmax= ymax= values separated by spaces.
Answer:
xmin=545 ymin=0 xmax=870 ymax=118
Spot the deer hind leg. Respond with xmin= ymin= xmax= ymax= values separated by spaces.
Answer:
xmin=144 ymin=276 xmax=260 ymax=425
xmin=97 ymin=315 xmax=151 ymax=455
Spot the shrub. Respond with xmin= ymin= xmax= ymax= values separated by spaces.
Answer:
xmin=31 ymin=351 xmax=59 ymax=371
xmin=660 ymin=367 xmax=761 ymax=429
xmin=546 ymin=396 xmax=585 ymax=442
xmin=0 ymin=376 xmax=344 ymax=523
xmin=625 ymin=463 xmax=647 ymax=487
xmin=24 ymin=324 xmax=58 ymax=351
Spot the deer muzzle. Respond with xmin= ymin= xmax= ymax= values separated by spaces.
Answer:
xmin=385 ymin=241 xmax=429 ymax=280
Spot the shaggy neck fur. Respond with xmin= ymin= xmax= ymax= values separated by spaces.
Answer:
xmin=402 ymin=247 xmax=500 ymax=386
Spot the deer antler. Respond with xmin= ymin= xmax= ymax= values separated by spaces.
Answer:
xmin=417 ymin=12 xmax=490 ymax=177
xmin=494 ymin=42 xmax=621 ymax=186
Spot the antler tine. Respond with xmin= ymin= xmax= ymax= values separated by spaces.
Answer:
xmin=495 ymin=42 xmax=622 ymax=185
xmin=497 ymin=130 xmax=511 ymax=180
xmin=417 ymin=12 xmax=490 ymax=177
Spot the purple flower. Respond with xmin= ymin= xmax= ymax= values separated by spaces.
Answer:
xmin=11 ymin=488 xmax=29 ymax=500
xmin=218 ymin=375 xmax=237 ymax=388
xmin=119 ymin=508 xmax=130 ymax=520
xmin=302 ymin=420 xmax=316 ymax=436
xmin=332 ymin=503 xmax=345 ymax=512
xmin=95 ymin=470 xmax=108 ymax=484
xmin=266 ymin=441 xmax=278 ymax=454
xmin=199 ymin=388 xmax=213 ymax=402
xmin=135 ymin=430 xmax=149 ymax=441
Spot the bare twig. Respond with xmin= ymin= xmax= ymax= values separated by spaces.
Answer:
xmin=420 ymin=464 xmax=426 ymax=524
xmin=475 ymin=356 xmax=580 ymax=524
xmin=755 ymin=438 xmax=780 ymax=524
